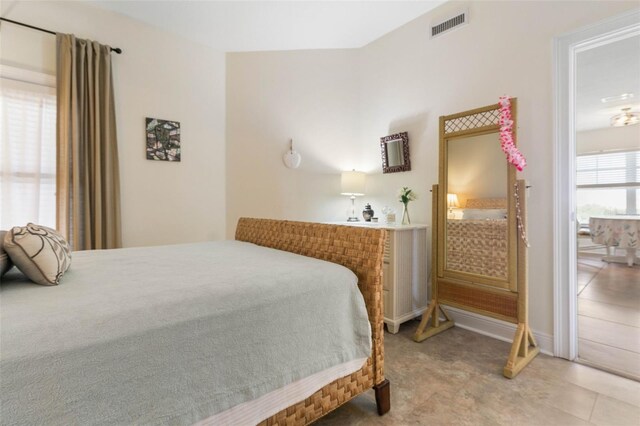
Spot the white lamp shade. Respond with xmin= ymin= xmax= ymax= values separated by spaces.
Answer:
xmin=447 ymin=193 xmax=460 ymax=208
xmin=341 ymin=171 xmax=365 ymax=196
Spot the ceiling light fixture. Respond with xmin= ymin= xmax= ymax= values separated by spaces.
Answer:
xmin=601 ymin=93 xmax=634 ymax=103
xmin=610 ymin=107 xmax=639 ymax=127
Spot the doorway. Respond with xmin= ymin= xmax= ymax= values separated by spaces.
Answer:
xmin=574 ymin=35 xmax=640 ymax=379
xmin=553 ymin=10 xmax=640 ymax=377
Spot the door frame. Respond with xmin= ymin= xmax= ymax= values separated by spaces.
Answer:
xmin=553 ymin=9 xmax=640 ymax=360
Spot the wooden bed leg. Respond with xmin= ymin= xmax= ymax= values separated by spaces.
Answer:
xmin=374 ymin=379 xmax=390 ymax=415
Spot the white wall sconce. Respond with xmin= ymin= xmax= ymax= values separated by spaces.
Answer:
xmin=283 ymin=139 xmax=302 ymax=169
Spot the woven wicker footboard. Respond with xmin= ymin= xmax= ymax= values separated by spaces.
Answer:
xmin=235 ymin=218 xmax=388 ymax=425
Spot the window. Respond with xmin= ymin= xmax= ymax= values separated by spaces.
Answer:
xmin=576 ymin=150 xmax=639 ymax=223
xmin=0 ymin=73 xmax=56 ymax=229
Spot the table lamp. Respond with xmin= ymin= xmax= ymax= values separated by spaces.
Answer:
xmin=341 ymin=170 xmax=366 ymax=222
xmin=447 ymin=193 xmax=459 ymax=219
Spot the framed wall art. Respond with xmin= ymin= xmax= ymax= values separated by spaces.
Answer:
xmin=146 ymin=118 xmax=181 ymax=161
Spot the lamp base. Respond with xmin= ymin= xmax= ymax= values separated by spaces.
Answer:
xmin=346 ymin=195 xmax=360 ymax=222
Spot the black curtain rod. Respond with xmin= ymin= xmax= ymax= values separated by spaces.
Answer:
xmin=0 ymin=17 xmax=122 ymax=54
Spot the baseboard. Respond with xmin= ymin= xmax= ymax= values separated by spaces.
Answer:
xmin=442 ymin=306 xmax=554 ymax=356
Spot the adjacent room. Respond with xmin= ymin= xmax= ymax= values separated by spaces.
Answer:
xmin=1 ymin=1 xmax=639 ymax=425
xmin=575 ymin=35 xmax=640 ymax=380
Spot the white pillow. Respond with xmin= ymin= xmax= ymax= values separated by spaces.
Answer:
xmin=0 ymin=230 xmax=13 ymax=276
xmin=4 ymin=224 xmax=72 ymax=286
xmin=462 ymin=209 xmax=507 ymax=220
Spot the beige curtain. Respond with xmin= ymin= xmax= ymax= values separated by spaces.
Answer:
xmin=56 ymin=33 xmax=121 ymax=250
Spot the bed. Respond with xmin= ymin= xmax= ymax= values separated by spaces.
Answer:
xmin=0 ymin=218 xmax=389 ymax=425
xmin=446 ymin=198 xmax=508 ymax=279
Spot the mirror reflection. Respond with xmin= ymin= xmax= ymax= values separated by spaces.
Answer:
xmin=386 ymin=139 xmax=405 ymax=167
xmin=445 ymin=132 xmax=508 ymax=280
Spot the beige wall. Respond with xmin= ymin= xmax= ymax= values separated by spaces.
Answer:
xmin=577 ymin=125 xmax=640 ymax=155
xmin=226 ymin=49 xmax=362 ymax=236
xmin=226 ymin=1 xmax=638 ymax=336
xmin=0 ymin=1 xmax=226 ymax=247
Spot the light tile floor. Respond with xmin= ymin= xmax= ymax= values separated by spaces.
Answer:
xmin=578 ymin=253 xmax=640 ymax=380
xmin=316 ymin=322 xmax=640 ymax=426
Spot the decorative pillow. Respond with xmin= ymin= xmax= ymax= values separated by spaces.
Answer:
xmin=0 ymin=230 xmax=14 ymax=277
xmin=462 ymin=209 xmax=507 ymax=220
xmin=4 ymin=224 xmax=72 ymax=286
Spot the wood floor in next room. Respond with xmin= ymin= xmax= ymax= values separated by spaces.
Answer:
xmin=578 ymin=253 xmax=640 ymax=380
xmin=316 ymin=323 xmax=640 ymax=426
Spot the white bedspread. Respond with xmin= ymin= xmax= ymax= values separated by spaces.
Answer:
xmin=0 ymin=241 xmax=371 ymax=426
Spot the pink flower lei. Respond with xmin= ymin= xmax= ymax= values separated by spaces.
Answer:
xmin=498 ymin=96 xmax=526 ymax=171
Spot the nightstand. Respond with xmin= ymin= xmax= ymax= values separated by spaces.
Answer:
xmin=328 ymin=222 xmax=429 ymax=333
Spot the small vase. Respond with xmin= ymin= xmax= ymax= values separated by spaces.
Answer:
xmin=362 ymin=203 xmax=374 ymax=222
xmin=402 ymin=204 xmax=411 ymax=225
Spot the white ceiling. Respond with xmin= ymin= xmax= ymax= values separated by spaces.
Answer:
xmin=88 ymin=0 xmax=444 ymax=52
xmin=576 ymin=34 xmax=640 ymax=132
xmin=36 ymin=1 xmax=640 ymax=133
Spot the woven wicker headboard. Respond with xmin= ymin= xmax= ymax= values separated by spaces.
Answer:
xmin=235 ymin=217 xmax=387 ymax=386
xmin=465 ymin=198 xmax=507 ymax=209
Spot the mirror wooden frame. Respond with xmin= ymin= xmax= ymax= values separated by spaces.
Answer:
xmin=413 ymin=99 xmax=539 ymax=379
xmin=380 ymin=131 xmax=411 ymax=173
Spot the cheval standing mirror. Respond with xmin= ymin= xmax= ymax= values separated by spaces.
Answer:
xmin=414 ymin=99 xmax=539 ymax=378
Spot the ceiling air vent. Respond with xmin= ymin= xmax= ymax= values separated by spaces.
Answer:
xmin=430 ymin=10 xmax=468 ymax=38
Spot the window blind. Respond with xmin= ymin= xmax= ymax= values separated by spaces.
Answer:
xmin=576 ymin=150 xmax=640 ymax=188
xmin=0 ymin=78 xmax=56 ymax=229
